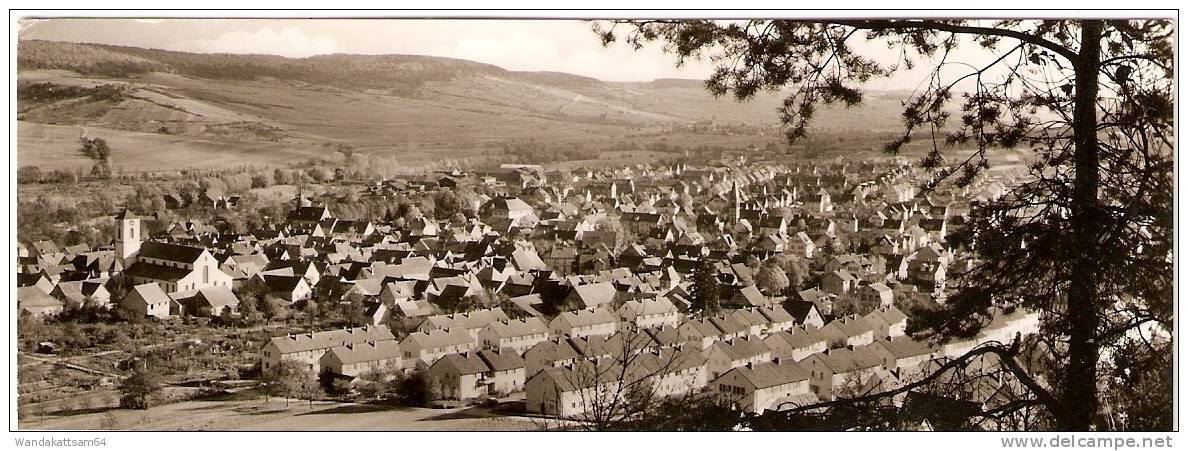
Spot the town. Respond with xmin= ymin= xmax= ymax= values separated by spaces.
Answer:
xmin=16 ymin=147 xmax=1045 ymax=430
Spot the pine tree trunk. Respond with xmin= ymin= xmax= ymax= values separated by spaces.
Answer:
xmin=1059 ymin=19 xmax=1103 ymax=431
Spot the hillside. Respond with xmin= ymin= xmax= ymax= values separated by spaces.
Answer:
xmin=17 ymin=39 xmax=912 ymax=172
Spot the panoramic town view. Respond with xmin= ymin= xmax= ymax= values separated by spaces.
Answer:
xmin=10 ymin=14 xmax=1174 ymax=436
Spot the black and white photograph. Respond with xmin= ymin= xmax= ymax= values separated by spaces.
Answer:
xmin=4 ymin=6 xmax=1179 ymax=444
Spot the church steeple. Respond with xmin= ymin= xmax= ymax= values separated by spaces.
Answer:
xmin=114 ymin=209 xmax=143 ymax=268
xmin=732 ymin=180 xmax=741 ymax=223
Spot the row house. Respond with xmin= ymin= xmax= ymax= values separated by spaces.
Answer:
xmin=260 ymin=326 xmax=396 ymax=374
xmin=549 ymin=308 xmax=618 ymax=339
xmin=318 ymin=340 xmax=403 ymax=378
xmin=712 ymin=359 xmax=813 ymax=414
xmin=399 ymin=328 xmax=477 ymax=369
xmin=477 ymin=317 xmax=550 ymax=355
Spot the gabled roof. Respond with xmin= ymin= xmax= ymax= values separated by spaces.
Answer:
xmin=128 ymin=282 xmax=172 ymax=306
xmin=482 ymin=317 xmax=548 ymax=338
xmin=123 ymin=262 xmax=192 ymax=282
xmin=569 ymin=282 xmax=618 ymax=308
xmin=872 ymin=336 xmax=937 ymax=359
xmin=711 ymin=336 xmax=771 ymax=361
xmin=269 ymin=326 xmax=396 ymax=354
xmin=17 ymin=286 xmax=63 ymax=308
xmin=478 ymin=349 xmax=525 ymax=372
xmin=765 ymin=328 xmax=826 ymax=350
xmin=724 ymin=360 xmax=811 ymax=389
xmin=433 ymin=352 xmax=490 ymax=375
xmin=401 ymin=328 xmax=473 ymax=350
xmin=138 ymin=241 xmax=207 ymax=264
xmin=324 ymin=340 xmax=401 ymax=365
xmin=553 ymin=308 xmax=617 ymax=329
xmin=809 ymin=346 xmax=885 ymax=374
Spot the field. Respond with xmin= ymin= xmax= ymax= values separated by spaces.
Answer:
xmin=17 ymin=121 xmax=329 ymax=172
xmin=16 ymin=40 xmax=918 ymax=173
xmin=19 ymin=394 xmax=551 ymax=431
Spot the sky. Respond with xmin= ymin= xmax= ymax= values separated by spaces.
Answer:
xmin=18 ymin=18 xmax=1008 ymax=89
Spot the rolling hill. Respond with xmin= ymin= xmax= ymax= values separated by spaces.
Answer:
xmin=17 ymin=39 xmax=912 ymax=172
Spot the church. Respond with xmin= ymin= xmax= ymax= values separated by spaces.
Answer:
xmin=115 ymin=210 xmax=233 ymax=294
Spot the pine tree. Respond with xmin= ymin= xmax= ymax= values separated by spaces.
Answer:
xmin=690 ymin=259 xmax=720 ymax=319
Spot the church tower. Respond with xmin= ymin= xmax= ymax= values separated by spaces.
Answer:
xmin=115 ymin=209 xmax=143 ymax=268
xmin=732 ymin=180 xmax=741 ymax=223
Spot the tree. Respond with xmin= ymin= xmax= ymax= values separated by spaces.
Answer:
xmin=754 ymin=263 xmax=790 ymax=295
xmin=263 ymin=360 xmax=308 ymax=407
xmin=599 ymin=18 xmax=1173 ymax=431
xmin=257 ymin=296 xmax=279 ymax=321
xmin=689 ymin=258 xmax=720 ymax=319
xmin=770 ymin=254 xmax=810 ymax=290
xmin=396 ymin=369 xmax=433 ymax=407
xmin=303 ymin=299 xmax=320 ymax=327
xmin=118 ymin=364 xmax=161 ymax=410
xmin=238 ymin=297 xmax=262 ymax=325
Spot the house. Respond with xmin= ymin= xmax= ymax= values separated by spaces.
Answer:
xmin=677 ymin=318 xmax=726 ymax=350
xmin=822 ymin=315 xmax=876 ymax=347
xmin=172 ymin=286 xmax=240 ymax=317
xmin=418 ymin=307 xmax=510 ymax=340
xmin=703 ymin=336 xmax=773 ymax=380
xmin=524 ymin=338 xmax=583 ymax=378
xmin=757 ymin=305 xmax=797 ymax=334
xmin=712 ymin=359 xmax=813 ymax=414
xmin=726 ymin=308 xmax=773 ymax=337
xmin=788 ymin=231 xmax=816 ymax=259
xmin=617 ymin=298 xmax=681 ymax=330
xmin=260 ymin=326 xmax=396 ymax=374
xmin=907 ymin=259 xmax=947 ymax=293
xmin=858 ymin=282 xmax=895 ymax=308
xmin=866 ymin=336 xmax=938 ymax=378
xmin=428 ymin=352 xmax=492 ymax=401
xmin=708 ymin=314 xmax=750 ymax=341
xmin=865 ymin=305 xmax=909 ymax=339
xmin=731 ymin=285 xmax=772 ymax=308
xmin=50 ymin=280 xmax=112 ymax=308
xmin=564 ymin=282 xmax=619 ymax=309
xmin=763 ymin=326 xmax=828 ymax=362
xmin=549 ymin=308 xmax=618 ymax=339
xmin=399 ymin=328 xmax=477 ymax=368
xmin=822 ymin=269 xmax=860 ymax=296
xmin=120 ymin=282 xmax=180 ymax=319
xmin=525 ymin=350 xmax=707 ymax=418
xmin=318 ymin=340 xmax=403 ymax=378
xmin=801 ymin=346 xmax=887 ymax=401
xmin=262 ymin=275 xmax=313 ymax=304
xmin=480 ymin=197 xmax=535 ymax=223
xmin=17 ymin=286 xmax=65 ymax=318
xmin=477 ymin=317 xmax=550 ymax=355
xmin=477 ymin=349 xmax=527 ymax=396
xmin=784 ymin=300 xmax=826 ymax=329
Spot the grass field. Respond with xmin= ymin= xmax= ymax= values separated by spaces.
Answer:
xmin=17 ymin=121 xmax=328 ymax=172
xmin=19 ymin=394 xmax=548 ymax=431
